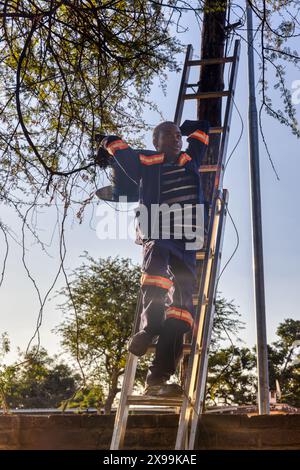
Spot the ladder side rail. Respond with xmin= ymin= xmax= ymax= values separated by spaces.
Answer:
xmin=184 ymin=42 xmax=240 ymax=446
xmin=174 ymin=44 xmax=194 ymax=125
xmin=110 ymin=353 xmax=139 ymax=449
xmin=175 ymin=191 xmax=223 ymax=449
xmin=216 ymin=39 xmax=241 ymax=190
xmin=188 ymin=190 xmax=229 ymax=450
xmin=175 ymin=40 xmax=241 ymax=449
xmin=183 ymin=42 xmax=240 ymax=448
xmin=110 ymin=293 xmax=142 ymax=449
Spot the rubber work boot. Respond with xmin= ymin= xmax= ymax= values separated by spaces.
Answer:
xmin=128 ymin=330 xmax=154 ymax=357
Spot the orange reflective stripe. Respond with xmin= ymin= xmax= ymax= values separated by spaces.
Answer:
xmin=106 ymin=139 xmax=129 ymax=156
xmin=166 ymin=306 xmax=194 ymax=327
xmin=139 ymin=153 xmax=164 ymax=165
xmin=141 ymin=273 xmax=173 ymax=289
xmin=178 ymin=152 xmax=192 ymax=166
xmin=188 ymin=130 xmax=209 ymax=145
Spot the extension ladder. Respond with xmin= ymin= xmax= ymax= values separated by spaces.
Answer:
xmin=110 ymin=38 xmax=240 ymax=450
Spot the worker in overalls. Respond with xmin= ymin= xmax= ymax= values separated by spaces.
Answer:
xmin=98 ymin=120 xmax=210 ymax=396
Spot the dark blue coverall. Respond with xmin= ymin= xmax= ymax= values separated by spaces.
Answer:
xmin=103 ymin=121 xmax=210 ymax=385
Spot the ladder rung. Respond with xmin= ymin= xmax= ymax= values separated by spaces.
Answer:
xmin=196 ymin=250 xmax=206 ymax=260
xmin=184 ymin=90 xmax=230 ymax=100
xmin=199 ymin=164 xmax=222 ymax=173
xmin=147 ymin=343 xmax=192 ymax=355
xmin=209 ymin=126 xmax=224 ymax=134
xmin=127 ymin=395 xmax=183 ymax=407
xmin=187 ymin=56 xmax=235 ymax=67
xmin=193 ymin=293 xmax=209 ymax=305
xmin=193 ymin=297 xmax=208 ymax=307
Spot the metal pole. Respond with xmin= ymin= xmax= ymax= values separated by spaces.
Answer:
xmin=246 ymin=1 xmax=270 ymax=415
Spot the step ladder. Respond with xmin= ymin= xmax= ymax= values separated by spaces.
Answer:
xmin=110 ymin=38 xmax=241 ymax=450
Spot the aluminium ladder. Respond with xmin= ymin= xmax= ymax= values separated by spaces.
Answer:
xmin=110 ymin=39 xmax=241 ymax=450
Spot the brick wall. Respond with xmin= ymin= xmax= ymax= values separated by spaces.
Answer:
xmin=0 ymin=414 xmax=299 ymax=450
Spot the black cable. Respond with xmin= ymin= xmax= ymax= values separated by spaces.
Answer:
xmin=216 ymin=205 xmax=240 ymax=290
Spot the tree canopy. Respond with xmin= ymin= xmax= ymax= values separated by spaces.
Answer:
xmin=0 ymin=1 xmax=299 ymax=202
xmin=0 ymin=0 xmax=180 ymax=199
xmin=0 ymin=340 xmax=80 ymax=410
xmin=56 ymin=254 xmax=145 ymax=413
xmin=207 ymin=318 xmax=300 ymax=408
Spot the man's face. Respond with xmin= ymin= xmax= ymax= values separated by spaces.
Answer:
xmin=153 ymin=123 xmax=182 ymax=156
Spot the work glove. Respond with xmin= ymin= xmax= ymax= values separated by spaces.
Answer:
xmin=94 ymin=133 xmax=111 ymax=169
xmin=180 ymin=119 xmax=210 ymax=136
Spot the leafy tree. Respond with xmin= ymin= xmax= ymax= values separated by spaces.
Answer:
xmin=207 ymin=318 xmax=300 ymax=408
xmin=0 ymin=332 xmax=12 ymax=412
xmin=0 ymin=344 xmax=80 ymax=410
xmin=268 ymin=319 xmax=300 ymax=407
xmin=206 ymin=296 xmax=256 ymax=407
xmin=66 ymin=385 xmax=105 ymax=413
xmin=0 ymin=1 xmax=298 ymax=203
xmin=211 ymin=296 xmax=245 ymax=350
xmin=10 ymin=347 xmax=81 ymax=409
xmin=207 ymin=346 xmax=256 ymax=406
xmin=0 ymin=0 xmax=180 ymax=195
xmin=56 ymin=253 xmax=145 ymax=414
xmin=248 ymin=0 xmax=300 ymax=138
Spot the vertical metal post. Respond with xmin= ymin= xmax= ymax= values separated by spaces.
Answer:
xmin=246 ymin=1 xmax=270 ymax=415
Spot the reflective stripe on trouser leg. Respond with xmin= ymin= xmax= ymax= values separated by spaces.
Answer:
xmin=140 ymin=241 xmax=173 ymax=336
xmin=165 ymin=306 xmax=194 ymax=328
xmin=140 ymin=273 xmax=173 ymax=290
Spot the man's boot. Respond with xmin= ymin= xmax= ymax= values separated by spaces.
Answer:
xmin=128 ymin=330 xmax=155 ymax=357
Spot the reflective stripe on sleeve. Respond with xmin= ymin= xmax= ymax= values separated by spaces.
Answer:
xmin=106 ymin=139 xmax=129 ymax=156
xmin=188 ymin=130 xmax=209 ymax=145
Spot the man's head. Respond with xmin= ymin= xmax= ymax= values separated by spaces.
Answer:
xmin=152 ymin=121 xmax=182 ymax=157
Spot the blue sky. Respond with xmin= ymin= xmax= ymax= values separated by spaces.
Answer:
xmin=0 ymin=4 xmax=299 ymax=362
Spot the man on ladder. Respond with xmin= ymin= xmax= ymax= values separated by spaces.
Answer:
xmin=97 ymin=119 xmax=210 ymax=397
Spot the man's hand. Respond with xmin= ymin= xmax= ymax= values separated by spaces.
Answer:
xmin=180 ymin=119 xmax=210 ymax=136
xmin=94 ymin=134 xmax=111 ymax=168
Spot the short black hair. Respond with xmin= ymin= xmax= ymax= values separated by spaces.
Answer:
xmin=152 ymin=121 xmax=180 ymax=144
